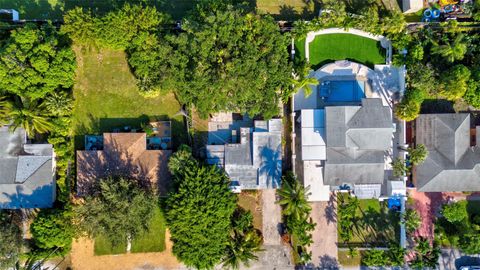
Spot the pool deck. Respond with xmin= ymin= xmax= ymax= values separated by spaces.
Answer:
xmin=294 ymin=60 xmax=402 ymax=111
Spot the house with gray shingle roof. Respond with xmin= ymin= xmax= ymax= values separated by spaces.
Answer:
xmin=323 ymin=98 xmax=394 ymax=198
xmin=206 ymin=117 xmax=282 ymax=190
xmin=415 ymin=113 xmax=480 ymax=192
xmin=0 ymin=125 xmax=55 ymax=209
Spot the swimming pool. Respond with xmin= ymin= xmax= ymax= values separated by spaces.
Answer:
xmin=319 ymin=80 xmax=365 ymax=102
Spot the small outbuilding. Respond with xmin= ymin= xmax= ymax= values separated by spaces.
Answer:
xmin=0 ymin=9 xmax=19 ymax=22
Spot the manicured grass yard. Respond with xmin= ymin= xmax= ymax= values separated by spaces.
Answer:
xmin=131 ymin=206 xmax=166 ymax=253
xmin=337 ymin=194 xmax=399 ymax=246
xmin=94 ymin=234 xmax=126 ymax=255
xmin=94 ymin=206 xmax=166 ymax=255
xmin=338 ymin=250 xmax=364 ymax=266
xmin=72 ymin=46 xmax=186 ymax=149
xmin=295 ymin=34 xmax=386 ymax=69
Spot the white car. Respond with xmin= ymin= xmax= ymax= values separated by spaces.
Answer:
xmin=460 ymin=266 xmax=480 ymax=270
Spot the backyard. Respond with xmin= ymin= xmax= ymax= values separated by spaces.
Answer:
xmin=337 ymin=193 xmax=400 ymax=247
xmin=94 ymin=206 xmax=166 ymax=255
xmin=295 ymin=33 xmax=386 ymax=69
xmin=72 ymin=46 xmax=187 ymax=149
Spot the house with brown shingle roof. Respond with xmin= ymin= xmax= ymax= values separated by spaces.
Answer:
xmin=76 ymin=132 xmax=171 ymax=196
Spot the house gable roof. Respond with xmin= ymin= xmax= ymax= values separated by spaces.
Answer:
xmin=0 ymin=126 xmax=55 ymax=209
xmin=76 ymin=133 xmax=171 ymax=196
xmin=415 ymin=114 xmax=480 ymax=192
xmin=324 ymin=98 xmax=392 ymax=186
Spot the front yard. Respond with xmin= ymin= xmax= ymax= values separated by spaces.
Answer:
xmin=94 ymin=205 xmax=166 ymax=255
xmin=72 ymin=46 xmax=187 ymax=149
xmin=337 ymin=193 xmax=400 ymax=247
xmin=295 ymin=33 xmax=386 ymax=69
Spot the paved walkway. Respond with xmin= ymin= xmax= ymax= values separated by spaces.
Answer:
xmin=306 ymin=195 xmax=339 ymax=269
xmin=240 ymin=189 xmax=293 ymax=270
xmin=407 ymin=190 xmax=444 ymax=240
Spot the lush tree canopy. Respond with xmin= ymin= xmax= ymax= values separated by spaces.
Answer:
xmin=30 ymin=208 xmax=74 ymax=255
xmin=222 ymin=209 xmax=263 ymax=270
xmin=442 ymin=201 xmax=468 ymax=223
xmin=166 ymin=146 xmax=237 ymax=269
xmin=0 ymin=23 xmax=76 ymax=100
xmin=0 ymin=211 xmax=22 ymax=269
xmin=62 ymin=5 xmax=170 ymax=50
xmin=163 ymin=1 xmax=291 ymax=118
xmin=75 ymin=177 xmax=157 ymax=247
xmin=460 ymin=234 xmax=480 ymax=254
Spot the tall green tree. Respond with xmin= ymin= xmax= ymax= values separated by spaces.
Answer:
xmin=166 ymin=147 xmax=237 ymax=269
xmin=74 ymin=177 xmax=157 ymax=247
xmin=62 ymin=4 xmax=170 ymax=50
xmin=431 ymin=34 xmax=468 ymax=63
xmin=0 ymin=96 xmax=54 ymax=136
xmin=30 ymin=207 xmax=74 ymax=255
xmin=43 ymin=92 xmax=73 ymax=116
xmin=222 ymin=209 xmax=263 ymax=270
xmin=391 ymin=158 xmax=408 ymax=178
xmin=408 ymin=144 xmax=428 ymax=166
xmin=362 ymin=249 xmax=388 ymax=266
xmin=439 ymin=64 xmax=471 ymax=101
xmin=442 ymin=201 xmax=468 ymax=223
xmin=0 ymin=23 xmax=76 ymax=100
xmin=164 ymin=0 xmax=291 ymax=118
xmin=277 ymin=172 xmax=311 ymax=221
xmin=401 ymin=208 xmax=421 ymax=234
xmin=0 ymin=211 xmax=22 ymax=269
xmin=409 ymin=237 xmax=440 ymax=269
xmin=460 ymin=234 xmax=480 ymax=254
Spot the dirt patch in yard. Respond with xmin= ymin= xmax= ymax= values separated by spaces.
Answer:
xmin=237 ymin=191 xmax=263 ymax=231
xmin=70 ymin=230 xmax=181 ymax=270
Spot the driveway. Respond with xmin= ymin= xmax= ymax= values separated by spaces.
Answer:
xmin=240 ymin=189 xmax=293 ymax=270
xmin=438 ymin=248 xmax=480 ymax=270
xmin=307 ymin=194 xmax=338 ymax=270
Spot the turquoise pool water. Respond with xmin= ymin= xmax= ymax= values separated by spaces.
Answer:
xmin=319 ymin=80 xmax=365 ymax=102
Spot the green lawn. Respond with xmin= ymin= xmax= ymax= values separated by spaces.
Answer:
xmin=295 ymin=34 xmax=386 ymax=70
xmin=94 ymin=206 xmax=166 ymax=255
xmin=131 ymin=206 xmax=166 ymax=253
xmin=337 ymin=194 xmax=400 ymax=246
xmin=338 ymin=250 xmax=364 ymax=266
xmin=94 ymin=234 xmax=126 ymax=255
xmin=72 ymin=46 xmax=186 ymax=149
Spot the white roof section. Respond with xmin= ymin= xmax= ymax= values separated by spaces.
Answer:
xmin=387 ymin=180 xmax=406 ymax=197
xmin=402 ymin=0 xmax=423 ymax=13
xmin=301 ymin=109 xmax=326 ymax=160
xmin=304 ymin=160 xmax=330 ymax=202
xmin=354 ymin=184 xmax=382 ymax=199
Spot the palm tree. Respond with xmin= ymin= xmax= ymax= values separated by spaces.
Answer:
xmin=290 ymin=76 xmax=319 ymax=97
xmin=408 ymin=144 xmax=428 ymax=165
xmin=391 ymin=157 xmax=408 ymax=177
xmin=282 ymin=63 xmax=318 ymax=102
xmin=43 ymin=92 xmax=73 ymax=116
xmin=6 ymin=97 xmax=54 ymax=137
xmin=277 ymin=173 xmax=311 ymax=220
xmin=431 ymin=34 xmax=467 ymax=63
xmin=222 ymin=231 xmax=263 ymax=269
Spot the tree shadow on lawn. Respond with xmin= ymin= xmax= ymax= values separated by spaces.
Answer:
xmin=353 ymin=204 xmax=400 ymax=246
